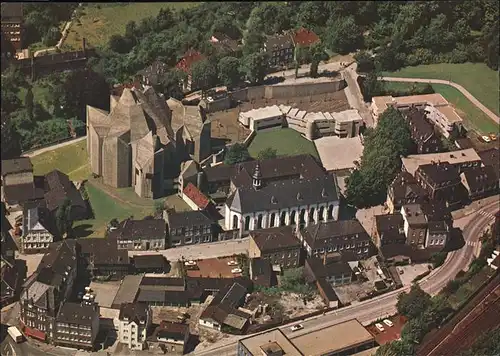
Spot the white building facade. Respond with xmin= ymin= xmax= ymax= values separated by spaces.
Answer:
xmin=22 ymin=207 xmax=54 ymax=253
xmin=118 ymin=304 xmax=151 ymax=351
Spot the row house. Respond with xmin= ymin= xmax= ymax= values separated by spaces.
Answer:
xmin=263 ymin=33 xmax=294 ymax=69
xmin=414 ymin=162 xmax=465 ymax=207
xmin=149 ymin=321 xmax=190 ymax=355
xmin=77 ymin=237 xmax=130 ymax=280
xmin=164 ymin=210 xmax=216 ymax=247
xmin=460 ymin=165 xmax=499 ymax=200
xmin=386 ymin=171 xmax=428 ymax=214
xmin=304 ymin=256 xmax=353 ymax=287
xmin=111 ymin=218 xmax=166 ymax=251
xmin=400 ymin=204 xmax=428 ymax=247
xmin=372 ymin=214 xmax=406 ymax=248
xmin=118 ymin=303 xmax=152 ymax=351
xmin=404 ymin=108 xmax=441 ymax=154
xmin=299 ymin=219 xmax=371 ymax=260
xmin=53 ymin=302 xmax=100 ymax=351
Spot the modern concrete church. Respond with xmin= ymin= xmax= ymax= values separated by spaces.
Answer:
xmin=86 ymin=86 xmax=211 ymax=199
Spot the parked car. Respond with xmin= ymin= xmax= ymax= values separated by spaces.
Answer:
xmin=231 ymin=268 xmax=242 ymax=274
xmin=481 ymin=135 xmax=491 ymax=143
xmin=489 ymin=133 xmax=497 ymax=141
xmin=383 ymin=319 xmax=394 ymax=327
xmin=227 ymin=260 xmax=238 ymax=266
xmin=184 ymin=260 xmax=197 ymax=267
xmin=375 ymin=323 xmax=385 ymax=332
xmin=290 ymin=324 xmax=304 ymax=332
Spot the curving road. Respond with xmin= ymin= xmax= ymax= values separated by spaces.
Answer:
xmin=193 ymin=200 xmax=499 ymax=356
xmin=378 ymin=76 xmax=500 ymax=124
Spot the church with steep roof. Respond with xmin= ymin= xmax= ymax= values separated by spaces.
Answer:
xmin=86 ymin=86 xmax=211 ymax=199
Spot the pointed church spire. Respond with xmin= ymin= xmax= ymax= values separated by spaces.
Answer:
xmin=252 ymin=162 xmax=262 ymax=190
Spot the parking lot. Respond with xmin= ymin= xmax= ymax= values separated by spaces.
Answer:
xmin=366 ymin=315 xmax=407 ymax=345
xmin=89 ymin=281 xmax=121 ymax=308
xmin=397 ymin=263 xmax=432 ymax=286
xmin=185 ymin=256 xmax=243 ymax=278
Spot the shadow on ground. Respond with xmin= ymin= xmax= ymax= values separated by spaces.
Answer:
xmin=444 ymin=228 xmax=465 ymax=252
xmin=72 ymin=224 xmax=94 ymax=238
xmin=185 ymin=334 xmax=200 ymax=354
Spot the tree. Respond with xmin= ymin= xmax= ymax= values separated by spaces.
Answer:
xmin=376 ymin=340 xmax=414 ymax=356
xmin=108 ymin=34 xmax=134 ymax=54
xmin=191 ymin=59 xmax=218 ymax=93
xmin=257 ymin=147 xmax=277 ymax=160
xmin=354 ymin=51 xmax=376 ymax=73
xmin=309 ymin=43 xmax=329 ymax=78
xmin=401 ymin=316 xmax=430 ymax=344
xmin=25 ymin=87 xmax=34 ymax=121
xmin=240 ymin=52 xmax=268 ymax=84
xmin=43 ymin=26 xmax=60 ymax=47
xmin=56 ymin=197 xmax=73 ymax=238
xmin=396 ymin=284 xmax=432 ymax=319
xmin=217 ymin=56 xmax=241 ymax=89
xmin=224 ymin=143 xmax=250 ymax=165
xmin=158 ymin=69 xmax=186 ymax=100
xmin=324 ymin=16 xmax=362 ymax=54
xmin=154 ymin=200 xmax=165 ymax=213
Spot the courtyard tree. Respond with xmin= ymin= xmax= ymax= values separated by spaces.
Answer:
xmin=191 ymin=59 xmax=218 ymax=94
xmin=56 ymin=197 xmax=73 ymax=238
xmin=257 ymin=147 xmax=277 ymax=161
xmin=217 ymin=56 xmax=241 ymax=89
xmin=324 ymin=15 xmax=362 ymax=54
xmin=224 ymin=143 xmax=250 ymax=165
xmin=240 ymin=52 xmax=268 ymax=84
xmin=309 ymin=42 xmax=329 ymax=78
xmin=396 ymin=284 xmax=432 ymax=319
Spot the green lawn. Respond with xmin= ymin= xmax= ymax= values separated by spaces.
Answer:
xmin=248 ymin=128 xmax=319 ymax=159
xmin=65 ymin=3 xmax=198 ymax=50
xmin=382 ymin=81 xmax=498 ymax=134
xmin=381 ymin=63 xmax=500 ymax=116
xmin=447 ymin=268 xmax=491 ymax=309
xmin=31 ymin=139 xmax=90 ymax=181
xmin=17 ymin=79 xmax=54 ymax=114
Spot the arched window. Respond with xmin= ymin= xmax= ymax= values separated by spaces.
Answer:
xmin=244 ymin=216 xmax=250 ymax=231
xmin=299 ymin=209 xmax=306 ymax=224
xmin=327 ymin=204 xmax=334 ymax=220
xmin=290 ymin=210 xmax=297 ymax=225
xmin=232 ymin=215 xmax=239 ymax=229
xmin=280 ymin=211 xmax=286 ymax=226
xmin=309 ymin=207 xmax=316 ymax=223
xmin=318 ymin=206 xmax=325 ymax=221
xmin=270 ymin=213 xmax=276 ymax=227
xmin=257 ymin=214 xmax=263 ymax=229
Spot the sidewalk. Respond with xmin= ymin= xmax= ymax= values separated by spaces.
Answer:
xmin=23 ymin=136 xmax=86 ymax=158
xmin=451 ymin=195 xmax=499 ymax=220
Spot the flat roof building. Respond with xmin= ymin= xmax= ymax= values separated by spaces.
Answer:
xmin=401 ymin=148 xmax=481 ymax=176
xmin=238 ymin=328 xmax=303 ymax=356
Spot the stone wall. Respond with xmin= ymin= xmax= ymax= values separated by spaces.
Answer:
xmin=204 ymin=97 xmax=232 ymax=113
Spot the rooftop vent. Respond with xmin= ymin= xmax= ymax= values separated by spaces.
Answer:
xmin=271 ymin=196 xmax=277 ymax=204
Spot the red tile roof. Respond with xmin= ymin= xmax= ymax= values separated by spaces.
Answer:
xmin=293 ymin=27 xmax=320 ymax=47
xmin=176 ymin=50 xmax=205 ymax=73
xmin=183 ymin=183 xmax=209 ymax=209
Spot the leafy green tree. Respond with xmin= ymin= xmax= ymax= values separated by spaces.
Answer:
xmin=0 ymin=111 xmax=21 ymax=160
xmin=43 ymin=26 xmax=60 ymax=47
xmin=396 ymin=284 xmax=432 ymax=319
xmin=354 ymin=51 xmax=376 ymax=73
xmin=224 ymin=143 xmax=250 ymax=165
xmin=217 ymin=57 xmax=241 ymax=89
xmin=401 ymin=316 xmax=429 ymax=344
xmin=191 ymin=59 xmax=218 ymax=93
xmin=25 ymin=87 xmax=34 ymax=121
xmin=324 ymin=16 xmax=362 ymax=54
xmin=158 ymin=69 xmax=186 ymax=100
xmin=56 ymin=197 xmax=73 ymax=238
xmin=309 ymin=43 xmax=328 ymax=78
xmin=108 ymin=34 xmax=134 ymax=54
xmin=240 ymin=52 xmax=268 ymax=84
xmin=376 ymin=340 xmax=414 ymax=356
xmin=257 ymin=147 xmax=277 ymax=161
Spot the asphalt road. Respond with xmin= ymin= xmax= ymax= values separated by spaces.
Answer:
xmin=193 ymin=201 xmax=499 ymax=356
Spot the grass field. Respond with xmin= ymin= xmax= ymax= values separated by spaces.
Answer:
xmin=17 ymin=80 xmax=54 ymax=114
xmin=65 ymin=3 xmax=198 ymax=50
xmin=382 ymin=82 xmax=498 ymax=134
xmin=248 ymin=128 xmax=319 ymax=159
xmin=381 ymin=63 xmax=499 ymax=116
xmin=31 ymin=139 xmax=91 ymax=181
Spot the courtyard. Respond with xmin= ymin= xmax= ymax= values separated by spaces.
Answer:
xmin=185 ymin=256 xmax=244 ymax=279
xmin=248 ymin=128 xmax=320 ymax=159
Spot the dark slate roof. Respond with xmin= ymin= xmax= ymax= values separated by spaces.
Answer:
xmin=203 ymin=154 xmax=324 ymax=185
xmin=1 ymin=3 xmax=23 ymax=19
xmin=2 ymin=183 xmax=44 ymax=205
xmin=136 ymin=289 xmax=191 ymax=305
xmin=36 ymin=240 xmax=77 ymax=287
xmin=390 ymin=171 xmax=427 ymax=202
xmin=417 ymin=162 xmax=460 ymax=184
xmin=140 ymin=277 xmax=185 ymax=287
xmin=43 ymin=170 xmax=86 ymax=212
xmin=119 ymin=302 xmax=149 ymax=323
xmin=133 ymin=255 xmax=166 ymax=269
xmin=152 ymin=321 xmax=189 ymax=342
xmin=1 ymin=157 xmax=32 ymax=176
xmin=461 ymin=166 xmax=498 ymax=192
xmin=405 ymin=109 xmax=436 ymax=144
xmin=110 ymin=219 xmax=166 ymax=241
xmin=374 ymin=214 xmax=406 ymax=242
xmin=250 ymin=258 xmax=274 ymax=287
xmin=402 ymin=204 xmax=427 ymax=226
xmin=1 ymin=264 xmax=18 ymax=298
xmin=306 ymin=258 xmax=352 ymax=282
xmin=250 ymin=226 xmax=300 ymax=253
xmin=228 ymin=175 xmax=338 ymax=214
xmin=301 ymin=219 xmax=369 ymax=250
xmin=316 ymin=277 xmax=339 ymax=302
xmin=455 ymin=138 xmax=474 ymax=150
xmin=380 ymin=244 xmax=433 ymax=263
xmin=478 ymin=148 xmax=499 ymax=177
xmin=420 ymin=201 xmax=451 ymax=222
xmin=77 ymin=237 xmax=129 ymax=266
xmin=56 ymin=302 xmax=98 ymax=326
xmin=166 ymin=210 xmax=213 ymax=229
xmin=264 ymin=33 xmax=294 ymax=52
xmin=427 ymin=221 xmax=448 ymax=234
xmin=199 ymin=282 xmax=250 ymax=324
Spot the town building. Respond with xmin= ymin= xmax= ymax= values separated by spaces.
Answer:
xmin=111 ymin=218 xmax=166 ymax=251
xmin=20 ymin=240 xmax=78 ymax=342
xmin=304 ymin=256 xmax=353 ymax=287
xmin=176 ymin=50 xmax=205 ymax=91
xmin=401 ymin=204 xmax=428 ymax=247
xmin=43 ymin=170 xmax=88 ymax=220
xmin=238 ymin=105 xmax=284 ymax=131
xmin=164 ymin=209 xmax=216 ymax=246
xmin=425 ymin=221 xmax=449 ymax=249
xmin=21 ymin=205 xmax=55 ymax=254
xmin=1 ymin=3 xmax=23 ymax=52
xmin=225 ymin=161 xmax=339 ymax=237
xmin=149 ymin=321 xmax=190 ymax=355
xmin=386 ymin=171 xmax=428 ymax=214
xmin=373 ymin=214 xmax=406 ymax=247
xmin=248 ymin=226 xmax=302 ymax=269
xmin=136 ymin=60 xmax=168 ymax=87
xmin=53 ymin=302 xmax=100 ymax=351
xmin=460 ymin=165 xmax=499 ymax=200
xmin=404 ymin=108 xmax=441 ymax=154
xmin=414 ymin=162 xmax=465 ymax=207
xmin=238 ymin=328 xmax=303 ymax=356
xmin=291 ymin=27 xmax=320 ymax=63
xmin=264 ymin=33 xmax=294 ymax=69
xmin=1 ymin=258 xmax=25 ymax=308
xmin=1 ymin=157 xmax=43 ymax=208
xmin=118 ymin=302 xmax=152 ymax=351
xmin=299 ymin=219 xmax=371 ymax=260
xmin=77 ymin=237 xmax=130 ymax=280
xmin=132 ymin=254 xmax=168 ymax=274
xmin=249 ymin=258 xmax=275 ymax=288
xmin=478 ymin=148 xmax=499 ymax=181
xmin=401 ymin=148 xmax=482 ymax=176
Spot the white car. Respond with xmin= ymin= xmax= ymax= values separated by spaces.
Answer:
xmin=231 ymin=268 xmax=242 ymax=274
xmin=290 ymin=324 xmax=304 ymax=332
xmin=375 ymin=323 xmax=385 ymax=332
xmin=481 ymin=135 xmax=491 ymax=143
xmin=227 ymin=260 xmax=238 ymax=266
xmin=383 ymin=319 xmax=394 ymax=327
xmin=184 ymin=260 xmax=197 ymax=266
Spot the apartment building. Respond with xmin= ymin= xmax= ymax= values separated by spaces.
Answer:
xmin=118 ymin=303 xmax=152 ymax=351
xmin=401 ymin=204 xmax=428 ymax=247
xmin=53 ymin=302 xmax=100 ymax=351
xmin=111 ymin=218 xmax=166 ymax=251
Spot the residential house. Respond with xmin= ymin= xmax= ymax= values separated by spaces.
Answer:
xmin=21 ymin=205 xmax=55 ymax=254
xmin=478 ymin=148 xmax=499 ymax=181
xmin=460 ymin=166 xmax=499 ymax=200
xmin=53 ymin=302 xmax=100 ymax=351
xmin=137 ymin=60 xmax=168 ymax=87
xmin=149 ymin=321 xmax=190 ymax=355
xmin=118 ymin=303 xmax=152 ymax=351
xmin=291 ymin=27 xmax=320 ymax=64
xmin=401 ymin=204 xmax=427 ymax=247
xmin=299 ymin=219 xmax=371 ymax=260
xmin=1 ymin=202 xmax=16 ymax=264
xmin=77 ymin=237 xmax=130 ymax=280
xmin=20 ymin=240 xmax=78 ymax=342
xmin=209 ymin=32 xmax=240 ymax=55
xmin=181 ymin=182 xmax=219 ymax=219
xmin=43 ymin=170 xmax=89 ymax=220
xmin=263 ymin=33 xmax=294 ymax=69
xmin=1 ymin=259 xmax=26 ymax=307
xmin=401 ymin=148 xmax=482 ymax=176
xmin=315 ymin=277 xmax=340 ymax=309
xmin=111 ymin=218 xmax=166 ymax=251
xmin=164 ymin=210 xmax=216 ymax=247
xmin=1 ymin=157 xmax=44 ymax=208
xmin=248 ymin=226 xmax=302 ymax=269
xmin=425 ymin=221 xmax=448 ymax=249
xmin=414 ymin=162 xmax=466 ymax=207
xmin=1 ymin=3 xmax=23 ymax=52
xmin=386 ymin=171 xmax=428 ymax=214
xmin=249 ymin=258 xmax=276 ymax=288
xmin=404 ymin=108 xmax=441 ymax=154
xmin=199 ymin=280 xmax=252 ymax=332
xmin=379 ymin=244 xmax=434 ymax=265
xmin=373 ymin=214 xmax=406 ymax=247
xmin=304 ymin=256 xmax=353 ymax=287
xmin=132 ymin=255 xmax=168 ymax=274
xmin=176 ymin=50 xmax=205 ymax=91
